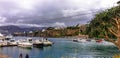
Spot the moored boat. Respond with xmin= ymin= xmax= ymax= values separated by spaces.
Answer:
xmin=5 ymin=34 xmax=13 ymax=40
xmin=78 ymin=39 xmax=87 ymax=43
xmin=42 ymin=39 xmax=53 ymax=46
xmin=73 ymin=39 xmax=79 ymax=42
xmin=17 ymin=40 xmax=32 ymax=48
xmin=73 ymin=38 xmax=87 ymax=43
xmin=96 ymin=39 xmax=103 ymax=43
xmin=33 ymin=39 xmax=43 ymax=48
xmin=9 ymin=39 xmax=17 ymax=46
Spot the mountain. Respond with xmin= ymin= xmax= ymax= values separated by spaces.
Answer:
xmin=0 ymin=25 xmax=47 ymax=34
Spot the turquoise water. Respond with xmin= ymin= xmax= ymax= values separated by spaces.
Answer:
xmin=0 ymin=37 xmax=120 ymax=58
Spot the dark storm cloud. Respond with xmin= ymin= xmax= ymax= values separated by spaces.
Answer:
xmin=0 ymin=0 xmax=119 ymax=27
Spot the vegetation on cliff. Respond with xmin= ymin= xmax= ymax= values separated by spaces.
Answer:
xmin=13 ymin=24 xmax=87 ymax=37
xmin=87 ymin=1 xmax=120 ymax=49
xmin=86 ymin=4 xmax=120 ymax=38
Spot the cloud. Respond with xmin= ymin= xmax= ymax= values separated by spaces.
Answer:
xmin=52 ymin=22 xmax=66 ymax=27
xmin=0 ymin=16 xmax=7 ymax=23
xmin=0 ymin=0 xmax=119 ymax=27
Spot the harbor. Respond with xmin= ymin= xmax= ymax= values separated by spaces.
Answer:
xmin=0 ymin=0 xmax=119 ymax=58
xmin=0 ymin=37 xmax=119 ymax=58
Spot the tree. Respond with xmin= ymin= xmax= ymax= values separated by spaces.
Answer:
xmin=87 ymin=5 xmax=120 ymax=38
xmin=87 ymin=2 xmax=120 ymax=49
xmin=105 ymin=17 xmax=120 ymax=49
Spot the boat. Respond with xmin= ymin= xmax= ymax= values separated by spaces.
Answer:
xmin=42 ymin=38 xmax=53 ymax=46
xmin=17 ymin=40 xmax=32 ymax=48
xmin=73 ymin=38 xmax=87 ymax=43
xmin=0 ymin=33 xmax=5 ymax=40
xmin=9 ymin=39 xmax=18 ymax=46
xmin=27 ymin=38 xmax=33 ymax=43
xmin=33 ymin=39 xmax=43 ymax=48
xmin=5 ymin=34 xmax=13 ymax=40
xmin=9 ymin=39 xmax=17 ymax=46
xmin=73 ymin=39 xmax=79 ymax=42
xmin=96 ymin=39 xmax=103 ymax=43
xmin=78 ymin=39 xmax=87 ymax=43
xmin=86 ymin=39 xmax=91 ymax=42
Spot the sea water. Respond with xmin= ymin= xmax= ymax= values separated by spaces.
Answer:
xmin=0 ymin=37 xmax=119 ymax=58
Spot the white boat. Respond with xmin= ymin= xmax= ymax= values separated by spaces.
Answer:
xmin=0 ymin=33 xmax=5 ymax=40
xmin=33 ymin=39 xmax=43 ymax=47
xmin=17 ymin=40 xmax=32 ymax=48
xmin=42 ymin=38 xmax=53 ymax=46
xmin=27 ymin=38 xmax=33 ymax=43
xmin=73 ymin=38 xmax=87 ymax=43
xmin=78 ymin=39 xmax=87 ymax=43
xmin=73 ymin=39 xmax=79 ymax=42
xmin=5 ymin=34 xmax=13 ymax=40
xmin=9 ymin=39 xmax=17 ymax=46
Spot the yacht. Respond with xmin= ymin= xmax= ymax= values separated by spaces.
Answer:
xmin=5 ymin=34 xmax=13 ymax=40
xmin=42 ymin=38 xmax=53 ymax=46
xmin=17 ymin=39 xmax=32 ymax=48
xmin=33 ymin=39 xmax=43 ymax=47
xmin=9 ymin=39 xmax=17 ymax=46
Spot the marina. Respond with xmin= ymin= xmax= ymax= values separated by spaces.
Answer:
xmin=0 ymin=34 xmax=53 ymax=48
xmin=0 ymin=37 xmax=119 ymax=58
xmin=0 ymin=0 xmax=119 ymax=58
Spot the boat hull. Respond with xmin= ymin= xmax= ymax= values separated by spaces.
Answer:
xmin=33 ymin=43 xmax=43 ymax=48
xmin=18 ymin=44 xmax=32 ymax=49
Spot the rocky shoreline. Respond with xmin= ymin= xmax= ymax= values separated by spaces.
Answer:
xmin=0 ymin=54 xmax=11 ymax=58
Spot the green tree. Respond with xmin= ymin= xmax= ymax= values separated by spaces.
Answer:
xmin=87 ymin=2 xmax=120 ymax=49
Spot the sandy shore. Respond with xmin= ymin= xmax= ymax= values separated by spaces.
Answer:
xmin=0 ymin=54 xmax=11 ymax=58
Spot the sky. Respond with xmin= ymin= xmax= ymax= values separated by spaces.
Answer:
xmin=0 ymin=0 xmax=119 ymax=27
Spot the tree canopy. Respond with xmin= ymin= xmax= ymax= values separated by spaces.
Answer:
xmin=87 ymin=5 xmax=120 ymax=38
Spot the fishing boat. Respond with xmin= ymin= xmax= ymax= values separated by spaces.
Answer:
xmin=17 ymin=40 xmax=32 ymax=48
